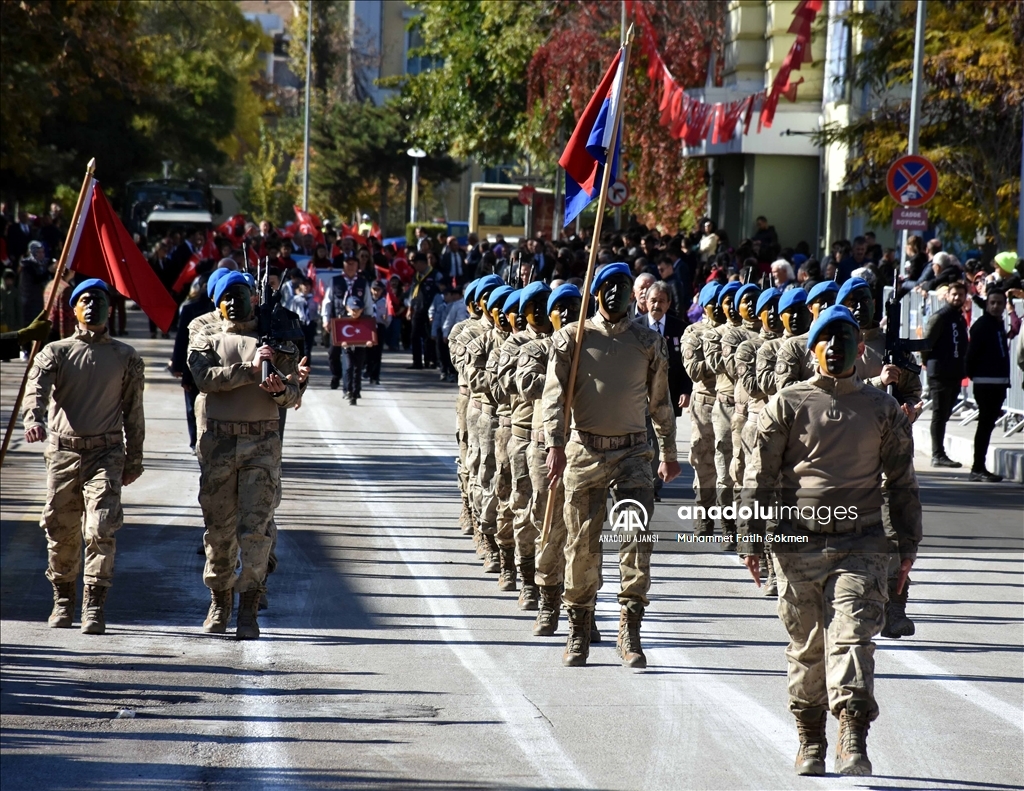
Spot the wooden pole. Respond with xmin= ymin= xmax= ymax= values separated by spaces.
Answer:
xmin=539 ymin=26 xmax=634 ymax=547
xmin=0 ymin=158 xmax=96 ymax=467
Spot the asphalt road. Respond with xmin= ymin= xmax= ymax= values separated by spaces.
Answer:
xmin=1 ymin=314 xmax=1022 ymax=791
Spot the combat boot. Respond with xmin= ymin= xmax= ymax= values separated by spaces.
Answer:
xmin=236 ymin=589 xmax=261 ymax=640
xmin=203 ymin=588 xmax=233 ymax=633
xmin=517 ymin=556 xmax=538 ymax=610
xmin=763 ymin=551 xmax=778 ymax=597
xmin=562 ymin=607 xmax=592 ymax=667
xmin=80 ymin=584 xmax=108 ymax=635
xmin=482 ymin=534 xmax=500 ymax=573
xmin=48 ymin=582 xmax=76 ymax=628
xmin=533 ymin=584 xmax=561 ymax=636
xmin=474 ymin=527 xmax=487 ymax=558
xmin=835 ymin=703 xmax=872 ymax=775
xmin=793 ymin=708 xmax=827 ymax=776
xmin=460 ymin=499 xmax=474 ymax=535
xmin=498 ymin=546 xmax=517 ymax=591
xmin=881 ymin=580 xmax=914 ymax=638
xmin=616 ymin=602 xmax=647 ymax=668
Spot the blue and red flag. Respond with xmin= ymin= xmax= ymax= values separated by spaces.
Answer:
xmin=558 ymin=48 xmax=625 ymax=227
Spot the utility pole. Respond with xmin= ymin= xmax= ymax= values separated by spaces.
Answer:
xmin=900 ymin=0 xmax=926 ymax=270
xmin=302 ymin=0 xmax=313 ymax=211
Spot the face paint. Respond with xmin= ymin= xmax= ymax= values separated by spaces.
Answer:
xmin=808 ymin=292 xmax=836 ymax=320
xmin=513 ymin=310 xmax=528 ymax=332
xmin=549 ymin=297 xmax=581 ymax=331
xmin=525 ymin=299 xmax=552 ymax=333
xmin=760 ymin=299 xmax=783 ymax=334
xmin=721 ymin=295 xmax=739 ymax=324
xmin=73 ymin=289 xmax=110 ymax=328
xmin=219 ymin=285 xmax=253 ymax=321
xmin=842 ymin=287 xmax=875 ymax=328
xmin=493 ymin=307 xmax=511 ymax=332
xmin=738 ymin=293 xmax=758 ymax=322
xmin=781 ymin=304 xmax=812 ymax=335
xmin=813 ymin=322 xmax=859 ymax=376
xmin=597 ymin=275 xmax=632 ymax=317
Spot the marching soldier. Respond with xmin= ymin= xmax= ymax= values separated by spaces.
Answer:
xmin=466 ymin=283 xmax=514 ymax=573
xmin=488 ymin=288 xmax=521 ymax=591
xmin=543 ymin=263 xmax=680 ymax=669
xmin=739 ymin=305 xmax=922 ymax=778
xmin=774 ymin=281 xmax=839 ymax=390
xmin=496 ymin=282 xmax=550 ymax=609
xmin=23 ymin=279 xmax=145 ymax=635
xmin=734 ymin=287 xmax=781 ymax=593
xmin=837 ymin=276 xmax=924 ymax=639
xmin=681 ymin=282 xmax=724 ymax=537
xmin=516 ymin=284 xmax=584 ymax=637
xmin=447 ymin=279 xmax=480 ymax=536
xmin=188 ymin=272 xmax=301 ymax=640
xmin=756 ymin=287 xmax=812 ymax=399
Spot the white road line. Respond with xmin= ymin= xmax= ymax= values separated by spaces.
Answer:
xmin=308 ymin=391 xmax=591 ymax=789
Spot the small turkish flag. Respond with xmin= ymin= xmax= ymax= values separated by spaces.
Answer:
xmin=330 ymin=317 xmax=377 ymax=347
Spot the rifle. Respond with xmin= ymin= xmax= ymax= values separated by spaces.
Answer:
xmin=256 ymin=255 xmax=304 ymax=382
xmin=883 ymin=271 xmax=929 ymax=397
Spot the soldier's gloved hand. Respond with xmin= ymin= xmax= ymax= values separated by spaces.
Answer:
xmin=260 ymin=372 xmax=286 ymax=395
xmin=546 ymin=446 xmax=566 ymax=483
xmin=658 ymin=460 xmax=681 ymax=483
xmin=24 ymin=425 xmax=46 ymax=443
xmin=17 ymin=313 xmax=52 ymax=345
xmin=742 ymin=554 xmax=762 ymax=588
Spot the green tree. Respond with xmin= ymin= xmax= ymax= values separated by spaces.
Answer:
xmin=819 ymin=0 xmax=1023 ymax=250
xmin=239 ymin=122 xmax=296 ymax=226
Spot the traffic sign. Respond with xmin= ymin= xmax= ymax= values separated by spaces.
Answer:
xmin=517 ymin=185 xmax=536 ymax=206
xmin=892 ymin=206 xmax=928 ymax=231
xmin=608 ymin=179 xmax=629 ymax=207
xmin=886 ymin=155 xmax=938 ymax=207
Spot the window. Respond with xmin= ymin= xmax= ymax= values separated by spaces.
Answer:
xmin=824 ymin=0 xmax=852 ymax=104
xmin=406 ymin=26 xmax=442 ymax=76
xmin=477 ymin=198 xmax=525 ymax=228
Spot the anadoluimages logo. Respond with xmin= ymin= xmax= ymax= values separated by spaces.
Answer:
xmin=608 ymin=499 xmax=649 ymax=533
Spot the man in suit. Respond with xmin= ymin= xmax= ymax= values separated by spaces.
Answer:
xmin=635 ymin=281 xmax=691 ymax=500
xmin=7 ymin=211 xmax=35 ymax=264
xmin=527 ymin=238 xmax=551 ymax=281
xmin=440 ymin=236 xmax=466 ymax=286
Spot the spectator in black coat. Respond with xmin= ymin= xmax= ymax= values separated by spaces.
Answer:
xmin=408 ymin=251 xmax=443 ymax=369
xmin=6 ymin=212 xmax=35 ymax=263
xmin=965 ymin=288 xmax=1012 ymax=482
xmin=171 ymin=273 xmax=214 ymax=452
xmin=656 ymin=255 xmax=686 ymax=318
xmin=922 ymin=280 xmax=970 ymax=467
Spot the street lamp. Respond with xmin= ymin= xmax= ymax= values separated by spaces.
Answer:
xmin=407 ymin=147 xmax=427 ymax=224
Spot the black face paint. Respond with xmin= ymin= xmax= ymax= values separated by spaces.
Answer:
xmin=74 ymin=289 xmax=110 ymax=327
xmin=814 ymin=322 xmax=859 ymax=376
xmin=598 ymin=275 xmax=632 ymax=317
xmin=514 ymin=309 xmax=528 ymax=332
xmin=843 ymin=287 xmax=875 ymax=329
xmin=782 ymin=304 xmax=812 ymax=336
xmin=722 ymin=295 xmax=739 ymax=324
xmin=761 ymin=299 xmax=783 ymax=334
xmin=219 ymin=285 xmax=253 ymax=321
xmin=494 ymin=308 xmax=512 ymax=332
xmin=738 ymin=292 xmax=758 ymax=322
xmin=550 ymin=297 xmax=581 ymax=331
xmin=524 ymin=298 xmax=552 ymax=333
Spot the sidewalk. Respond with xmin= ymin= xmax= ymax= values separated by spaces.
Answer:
xmin=914 ymin=406 xmax=1024 ymax=484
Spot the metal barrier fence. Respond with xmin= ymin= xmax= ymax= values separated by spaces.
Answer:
xmin=883 ymin=287 xmax=1024 ymax=436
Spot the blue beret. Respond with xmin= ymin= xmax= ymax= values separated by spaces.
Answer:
xmin=69 ymin=278 xmax=109 ymax=307
xmin=476 ymin=274 xmax=504 ymax=297
xmin=487 ymin=285 xmax=514 ymax=312
xmin=807 ymin=305 xmax=860 ymax=348
xmin=778 ymin=288 xmax=807 ymax=312
xmin=503 ymin=289 xmax=522 ymax=314
xmin=207 ymin=268 xmax=231 ymax=298
xmin=698 ymin=282 xmax=722 ymax=307
xmin=717 ymin=280 xmax=742 ymax=305
xmin=547 ymin=283 xmax=582 ymax=315
xmin=213 ymin=271 xmax=250 ymax=305
xmin=807 ymin=280 xmax=839 ymax=304
xmin=837 ymin=277 xmax=871 ymax=305
xmin=755 ymin=287 xmax=782 ymax=315
xmin=241 ymin=273 xmax=256 ymax=290
xmin=792 ymin=253 xmax=808 ymax=267
xmin=735 ymin=283 xmax=760 ymax=306
xmin=591 ymin=262 xmax=632 ymax=295
xmin=463 ymin=278 xmax=480 ymax=304
xmin=520 ymin=281 xmax=551 ymax=310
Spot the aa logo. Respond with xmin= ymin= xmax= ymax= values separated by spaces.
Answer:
xmin=608 ymin=499 xmax=649 ymax=533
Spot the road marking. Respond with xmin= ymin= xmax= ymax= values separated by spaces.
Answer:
xmin=308 ymin=391 xmax=590 ymax=789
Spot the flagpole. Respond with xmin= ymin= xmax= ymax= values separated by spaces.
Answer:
xmin=1 ymin=158 xmax=96 ymax=467
xmin=539 ymin=25 xmax=635 ymax=547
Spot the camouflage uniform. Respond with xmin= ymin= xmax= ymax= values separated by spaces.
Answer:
xmin=487 ymin=332 xmax=515 ymax=550
xmin=739 ymin=372 xmax=922 ymax=724
xmin=774 ymin=333 xmax=813 ymax=391
xmin=680 ymin=320 xmax=717 ymax=534
xmin=735 ymin=327 xmax=779 ymax=500
xmin=23 ymin=328 xmax=145 ymax=589
xmin=188 ymin=316 xmax=300 ymax=594
xmin=718 ymin=317 xmax=761 ymax=525
xmin=517 ymin=336 xmax=566 ymax=586
xmin=448 ymin=317 xmax=478 ymax=524
xmin=542 ymin=314 xmax=677 ymax=610
xmin=453 ymin=316 xmax=489 ymax=528
xmin=466 ymin=324 xmax=506 ymax=539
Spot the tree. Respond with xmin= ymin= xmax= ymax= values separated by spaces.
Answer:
xmin=239 ymin=122 xmax=296 ymax=226
xmin=288 ymin=0 xmax=350 ymax=103
xmin=818 ymin=0 xmax=1023 ymax=251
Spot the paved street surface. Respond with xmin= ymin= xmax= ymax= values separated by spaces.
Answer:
xmin=2 ymin=313 xmax=1022 ymax=791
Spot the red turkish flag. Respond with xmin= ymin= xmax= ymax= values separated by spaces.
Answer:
xmin=67 ymin=178 xmax=177 ymax=332
xmin=330 ymin=316 xmax=377 ymax=346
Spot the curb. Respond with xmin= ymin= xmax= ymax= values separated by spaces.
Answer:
xmin=912 ymin=420 xmax=1024 ymax=484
